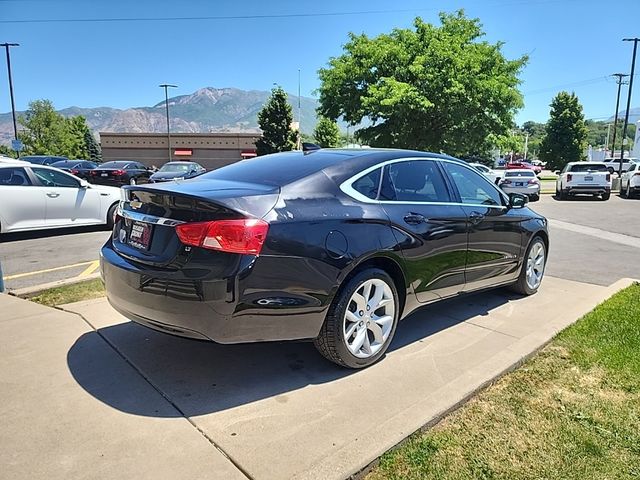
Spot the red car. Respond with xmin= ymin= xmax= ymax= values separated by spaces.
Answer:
xmin=506 ymin=161 xmax=542 ymax=175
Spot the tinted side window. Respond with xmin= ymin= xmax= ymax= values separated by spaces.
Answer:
xmin=32 ymin=168 xmax=79 ymax=188
xmin=0 ymin=167 xmax=31 ymax=186
xmin=352 ymin=168 xmax=381 ymax=200
xmin=443 ymin=162 xmax=503 ymax=206
xmin=382 ymin=160 xmax=451 ymax=202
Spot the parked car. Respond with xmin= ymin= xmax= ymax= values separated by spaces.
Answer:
xmin=469 ymin=162 xmax=502 ymax=185
xmin=149 ymin=161 xmax=206 ymax=183
xmin=101 ymin=148 xmax=549 ymax=369
xmin=21 ymin=155 xmax=69 ymax=166
xmin=506 ymin=161 xmax=542 ymax=175
xmin=555 ymin=162 xmax=611 ymax=200
xmin=499 ymin=169 xmax=541 ymax=201
xmin=0 ymin=164 xmax=120 ymax=234
xmin=620 ymin=162 xmax=640 ymax=198
xmin=51 ymin=160 xmax=99 ymax=180
xmin=0 ymin=156 xmax=29 ymax=165
xmin=603 ymin=157 xmax=637 ymax=175
xmin=89 ymin=161 xmax=151 ymax=186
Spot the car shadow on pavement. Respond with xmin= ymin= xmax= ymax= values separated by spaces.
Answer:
xmin=550 ymin=194 xmax=607 ymax=202
xmin=67 ymin=289 xmax=514 ymax=418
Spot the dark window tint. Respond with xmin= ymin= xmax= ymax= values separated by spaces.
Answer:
xmin=32 ymin=168 xmax=79 ymax=188
xmin=82 ymin=161 xmax=98 ymax=169
xmin=443 ymin=162 xmax=503 ymax=206
xmin=381 ymin=160 xmax=451 ymax=202
xmin=101 ymin=161 xmax=129 ymax=168
xmin=505 ymin=171 xmax=535 ymax=177
xmin=0 ymin=167 xmax=31 ymax=186
xmin=352 ymin=168 xmax=381 ymax=199
xmin=569 ymin=163 xmax=608 ymax=172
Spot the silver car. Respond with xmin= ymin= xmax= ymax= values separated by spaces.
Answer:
xmin=499 ymin=169 xmax=540 ymax=201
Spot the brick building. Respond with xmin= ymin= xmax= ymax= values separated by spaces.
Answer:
xmin=99 ymin=132 xmax=260 ymax=170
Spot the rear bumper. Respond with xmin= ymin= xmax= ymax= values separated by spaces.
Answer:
xmin=91 ymin=178 xmax=127 ymax=187
xmin=564 ymin=185 xmax=610 ymax=195
xmin=501 ymin=184 xmax=540 ymax=197
xmin=100 ymin=241 xmax=333 ymax=343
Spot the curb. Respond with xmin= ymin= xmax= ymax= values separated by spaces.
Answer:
xmin=10 ymin=272 xmax=102 ymax=298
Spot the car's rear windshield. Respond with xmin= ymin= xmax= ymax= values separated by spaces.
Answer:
xmin=101 ymin=161 xmax=130 ymax=168
xmin=201 ymin=150 xmax=358 ymax=186
xmin=159 ymin=163 xmax=194 ymax=172
xmin=505 ymin=171 xmax=535 ymax=177
xmin=569 ymin=164 xmax=607 ymax=172
xmin=51 ymin=161 xmax=79 ymax=168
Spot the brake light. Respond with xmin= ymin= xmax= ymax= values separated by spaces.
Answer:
xmin=113 ymin=169 xmax=126 ymax=176
xmin=69 ymin=169 xmax=79 ymax=175
xmin=90 ymin=170 xmax=97 ymax=176
xmin=567 ymin=174 xmax=573 ymax=182
xmin=175 ymin=219 xmax=269 ymax=255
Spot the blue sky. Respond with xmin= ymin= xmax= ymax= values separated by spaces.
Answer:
xmin=1 ymin=0 xmax=639 ymax=124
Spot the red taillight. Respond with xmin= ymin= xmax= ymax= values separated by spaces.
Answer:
xmin=90 ymin=170 xmax=97 ymax=176
xmin=567 ymin=174 xmax=573 ymax=182
xmin=606 ymin=173 xmax=611 ymax=182
xmin=528 ymin=178 xmax=539 ymax=184
xmin=69 ymin=169 xmax=79 ymax=175
xmin=113 ymin=169 xmax=126 ymax=176
xmin=175 ymin=219 xmax=269 ymax=255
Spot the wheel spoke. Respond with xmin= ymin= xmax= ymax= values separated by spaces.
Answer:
xmin=345 ymin=310 xmax=360 ymax=324
xmin=350 ymin=329 xmax=367 ymax=354
xmin=362 ymin=282 xmax=373 ymax=304
xmin=361 ymin=333 xmax=372 ymax=355
xmin=352 ymin=292 xmax=367 ymax=312
xmin=345 ymin=321 xmax=358 ymax=339
xmin=368 ymin=321 xmax=384 ymax=344
xmin=368 ymin=284 xmax=384 ymax=311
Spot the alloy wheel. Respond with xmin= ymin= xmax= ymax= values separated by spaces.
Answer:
xmin=526 ymin=241 xmax=545 ymax=290
xmin=343 ymin=279 xmax=395 ymax=359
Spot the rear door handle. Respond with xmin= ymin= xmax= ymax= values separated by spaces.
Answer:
xmin=403 ymin=213 xmax=426 ymax=225
xmin=468 ymin=211 xmax=484 ymax=225
xmin=46 ymin=192 xmax=60 ymax=198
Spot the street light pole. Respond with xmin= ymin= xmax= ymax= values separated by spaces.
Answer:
xmin=1 ymin=43 xmax=20 ymax=157
xmin=297 ymin=68 xmax=301 ymax=150
xmin=159 ymin=83 xmax=177 ymax=162
xmin=610 ymin=73 xmax=629 ymax=161
xmin=619 ymin=38 xmax=639 ymax=176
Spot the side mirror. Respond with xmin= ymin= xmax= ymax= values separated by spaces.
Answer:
xmin=509 ymin=193 xmax=528 ymax=209
xmin=79 ymin=179 xmax=90 ymax=189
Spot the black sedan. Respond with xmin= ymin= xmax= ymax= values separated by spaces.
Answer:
xmin=101 ymin=149 xmax=549 ymax=368
xmin=89 ymin=161 xmax=151 ymax=186
xmin=51 ymin=159 xmax=99 ymax=180
xmin=149 ymin=161 xmax=206 ymax=183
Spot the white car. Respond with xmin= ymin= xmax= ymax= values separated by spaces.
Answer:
xmin=0 ymin=155 xmax=29 ymax=165
xmin=499 ymin=169 xmax=540 ymax=201
xmin=555 ymin=162 xmax=611 ymax=200
xmin=620 ymin=162 xmax=640 ymax=199
xmin=602 ymin=157 xmax=637 ymax=175
xmin=469 ymin=163 xmax=502 ymax=185
xmin=0 ymin=164 xmax=121 ymax=234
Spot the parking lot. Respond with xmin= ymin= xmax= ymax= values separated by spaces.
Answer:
xmin=2 ymin=193 xmax=639 ymax=292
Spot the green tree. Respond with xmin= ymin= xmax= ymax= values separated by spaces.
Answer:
xmin=18 ymin=99 xmax=67 ymax=155
xmin=317 ymin=11 xmax=527 ymax=157
xmin=0 ymin=144 xmax=16 ymax=157
xmin=63 ymin=116 xmax=91 ymax=159
xmin=521 ymin=120 xmax=545 ymax=159
xmin=539 ymin=92 xmax=588 ymax=170
xmin=255 ymin=86 xmax=298 ymax=156
xmin=84 ymin=129 xmax=102 ymax=162
xmin=313 ymin=116 xmax=340 ymax=147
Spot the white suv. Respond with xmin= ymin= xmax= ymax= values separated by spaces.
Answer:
xmin=620 ymin=162 xmax=640 ymax=198
xmin=556 ymin=162 xmax=611 ymax=200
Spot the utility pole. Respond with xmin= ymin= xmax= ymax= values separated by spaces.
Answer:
xmin=605 ymin=123 xmax=612 ymax=156
xmin=1 ymin=43 xmax=20 ymax=158
xmin=523 ymin=132 xmax=529 ymax=161
xmin=159 ymin=83 xmax=177 ymax=162
xmin=619 ymin=38 xmax=639 ymax=176
xmin=297 ymin=68 xmax=301 ymax=150
xmin=610 ymin=73 xmax=629 ymax=161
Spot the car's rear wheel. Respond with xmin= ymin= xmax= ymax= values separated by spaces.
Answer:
xmin=626 ymin=184 xmax=632 ymax=199
xmin=510 ymin=236 xmax=546 ymax=296
xmin=314 ymin=268 xmax=399 ymax=369
xmin=530 ymin=194 xmax=540 ymax=202
xmin=601 ymin=192 xmax=610 ymax=201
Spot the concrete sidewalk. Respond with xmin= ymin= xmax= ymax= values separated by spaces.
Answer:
xmin=1 ymin=276 xmax=636 ymax=480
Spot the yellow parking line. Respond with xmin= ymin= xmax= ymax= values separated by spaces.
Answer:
xmin=77 ymin=260 xmax=100 ymax=279
xmin=2 ymin=261 xmax=95 ymax=281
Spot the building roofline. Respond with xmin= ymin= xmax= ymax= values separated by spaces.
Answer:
xmin=99 ymin=132 xmax=261 ymax=137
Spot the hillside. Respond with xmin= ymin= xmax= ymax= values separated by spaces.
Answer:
xmin=0 ymin=87 xmax=320 ymax=145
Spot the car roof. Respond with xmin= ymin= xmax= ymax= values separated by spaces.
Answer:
xmin=505 ymin=169 xmax=535 ymax=173
xmin=566 ymin=162 xmax=606 ymax=166
xmin=201 ymin=148 xmax=463 ymax=188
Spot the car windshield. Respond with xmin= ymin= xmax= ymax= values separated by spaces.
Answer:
xmin=101 ymin=161 xmax=129 ymax=168
xmin=505 ymin=171 xmax=535 ymax=177
xmin=570 ymin=164 xmax=607 ymax=172
xmin=51 ymin=161 xmax=76 ymax=168
xmin=159 ymin=163 xmax=194 ymax=173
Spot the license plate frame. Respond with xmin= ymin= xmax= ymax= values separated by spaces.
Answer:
xmin=128 ymin=221 xmax=153 ymax=250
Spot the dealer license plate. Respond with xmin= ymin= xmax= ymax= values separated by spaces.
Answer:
xmin=128 ymin=221 xmax=153 ymax=250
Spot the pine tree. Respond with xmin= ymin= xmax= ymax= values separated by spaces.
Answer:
xmin=539 ymin=92 xmax=588 ymax=171
xmin=255 ymin=86 xmax=297 ymax=156
xmin=84 ymin=129 xmax=102 ymax=162
xmin=313 ymin=116 xmax=340 ymax=148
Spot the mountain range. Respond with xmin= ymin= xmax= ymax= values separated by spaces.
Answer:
xmin=0 ymin=87 xmax=321 ymax=145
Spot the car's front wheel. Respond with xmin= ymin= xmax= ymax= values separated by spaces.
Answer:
xmin=314 ymin=268 xmax=399 ymax=368
xmin=510 ymin=236 xmax=546 ymax=295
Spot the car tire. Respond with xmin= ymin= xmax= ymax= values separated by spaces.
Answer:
xmin=626 ymin=184 xmax=632 ymax=199
xmin=314 ymin=268 xmax=399 ymax=369
xmin=530 ymin=194 xmax=540 ymax=202
xmin=601 ymin=192 xmax=611 ymax=201
xmin=608 ymin=167 xmax=614 ymax=175
xmin=558 ymin=188 xmax=567 ymax=200
xmin=106 ymin=202 xmax=118 ymax=229
xmin=509 ymin=236 xmax=546 ymax=296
